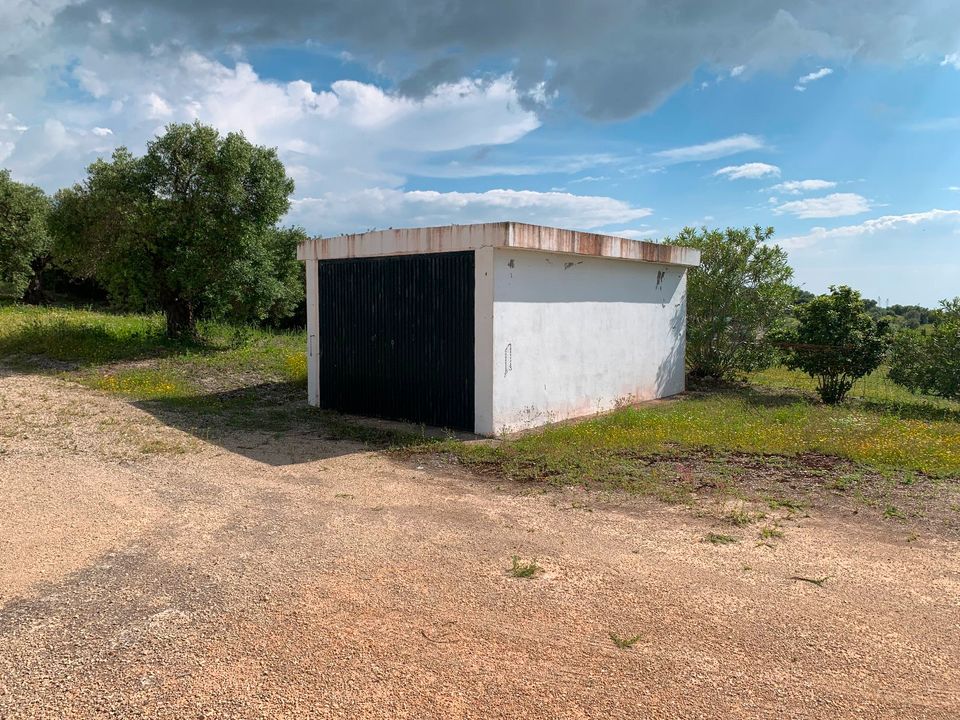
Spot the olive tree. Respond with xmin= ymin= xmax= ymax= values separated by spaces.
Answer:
xmin=51 ymin=122 xmax=301 ymax=338
xmin=784 ymin=286 xmax=890 ymax=404
xmin=669 ymin=225 xmax=794 ymax=380
xmin=888 ymin=298 xmax=960 ymax=399
xmin=0 ymin=169 xmax=52 ymax=303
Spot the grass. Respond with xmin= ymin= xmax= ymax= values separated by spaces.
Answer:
xmin=432 ymin=371 xmax=960 ymax=485
xmin=790 ymin=575 xmax=831 ymax=588
xmin=508 ymin=556 xmax=542 ymax=578
xmin=3 ymin=303 xmax=960 ymax=510
xmin=608 ymin=633 xmax=641 ymax=650
xmin=0 ymin=302 xmax=429 ymax=448
xmin=725 ymin=509 xmax=763 ymax=527
xmin=760 ymin=526 xmax=785 ymax=540
xmin=703 ymin=533 xmax=738 ymax=545
xmin=883 ymin=505 xmax=907 ymax=520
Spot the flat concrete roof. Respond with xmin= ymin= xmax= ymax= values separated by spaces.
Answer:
xmin=297 ymin=221 xmax=700 ymax=267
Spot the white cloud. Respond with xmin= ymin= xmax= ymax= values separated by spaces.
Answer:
xmin=730 ymin=65 xmax=746 ymax=77
xmin=911 ymin=116 xmax=960 ymax=131
xmin=942 ymin=53 xmax=960 ymax=70
xmin=0 ymin=50 xmax=545 ymax=206
xmin=74 ymin=67 xmax=109 ymax=98
xmin=289 ymin=188 xmax=653 ymax=236
xmin=714 ymin=162 xmax=780 ymax=180
xmin=774 ymin=192 xmax=870 ymax=218
xmin=770 ymin=179 xmax=837 ymax=194
xmin=794 ymin=66 xmax=833 ymax=91
xmin=653 ymin=134 xmax=766 ymax=164
xmin=948 ymin=186 xmax=960 ymax=191
xmin=607 ymin=228 xmax=660 ymax=240
xmin=143 ymin=92 xmax=173 ymax=119
xmin=569 ymin=175 xmax=609 ymax=184
xmin=779 ymin=209 xmax=960 ymax=250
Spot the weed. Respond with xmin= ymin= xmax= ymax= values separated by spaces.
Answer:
xmin=334 ymin=493 xmax=355 ymax=500
xmin=899 ymin=471 xmax=917 ymax=486
xmin=765 ymin=496 xmax=806 ymax=512
xmin=883 ymin=505 xmax=906 ymax=520
xmin=760 ymin=526 xmax=785 ymax=540
xmin=725 ymin=509 xmax=763 ymax=527
xmin=790 ymin=575 xmax=831 ymax=588
xmin=703 ymin=532 xmax=737 ymax=545
xmin=609 ymin=633 xmax=641 ymax=650
xmin=831 ymin=473 xmax=861 ymax=492
xmin=508 ymin=556 xmax=541 ymax=578
xmin=139 ymin=439 xmax=187 ymax=454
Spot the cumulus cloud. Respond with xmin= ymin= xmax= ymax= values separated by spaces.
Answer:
xmin=0 ymin=51 xmax=543 ymax=197
xmin=653 ymin=134 xmax=766 ymax=164
xmin=289 ymin=188 xmax=653 ymax=236
xmin=942 ymin=53 xmax=960 ymax=69
xmin=714 ymin=162 xmax=780 ymax=180
xmin=730 ymin=65 xmax=746 ymax=77
xmin=770 ymin=179 xmax=837 ymax=194
xmin=4 ymin=1 xmax=958 ymax=121
xmin=779 ymin=208 xmax=960 ymax=250
xmin=774 ymin=192 xmax=870 ymax=218
xmin=794 ymin=66 xmax=833 ymax=91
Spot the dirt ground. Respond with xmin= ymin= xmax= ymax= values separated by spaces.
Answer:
xmin=1 ymin=370 xmax=958 ymax=719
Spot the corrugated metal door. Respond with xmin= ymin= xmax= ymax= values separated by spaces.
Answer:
xmin=316 ymin=251 xmax=475 ymax=430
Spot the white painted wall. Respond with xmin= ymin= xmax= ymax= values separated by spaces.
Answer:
xmin=305 ymin=258 xmax=320 ymax=406
xmin=486 ymin=248 xmax=687 ymax=435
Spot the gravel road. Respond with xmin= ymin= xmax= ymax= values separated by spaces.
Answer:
xmin=1 ymin=370 xmax=958 ymax=719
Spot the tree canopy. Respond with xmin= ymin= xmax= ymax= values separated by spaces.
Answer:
xmin=51 ymin=122 xmax=302 ymax=338
xmin=783 ymin=285 xmax=890 ymax=404
xmin=0 ymin=169 xmax=52 ymax=303
xmin=670 ymin=225 xmax=794 ymax=380
xmin=888 ymin=298 xmax=960 ymax=400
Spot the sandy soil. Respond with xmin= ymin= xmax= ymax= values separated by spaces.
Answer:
xmin=0 ymin=370 xmax=958 ymax=719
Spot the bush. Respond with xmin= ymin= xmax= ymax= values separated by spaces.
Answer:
xmin=784 ymin=286 xmax=890 ymax=404
xmin=888 ymin=298 xmax=960 ymax=399
xmin=0 ymin=169 xmax=51 ymax=302
xmin=669 ymin=225 xmax=794 ymax=380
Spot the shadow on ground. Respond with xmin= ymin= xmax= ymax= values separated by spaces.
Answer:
xmin=133 ymin=381 xmax=454 ymax=466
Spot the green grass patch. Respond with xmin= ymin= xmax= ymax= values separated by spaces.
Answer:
xmin=759 ymin=526 xmax=785 ymax=540
xmin=703 ymin=532 xmax=738 ymax=545
xmin=508 ymin=556 xmax=542 ymax=578
xmin=608 ymin=633 xmax=642 ymax=650
xmin=437 ymin=382 xmax=960 ymax=482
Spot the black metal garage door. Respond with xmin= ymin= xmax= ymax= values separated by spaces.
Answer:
xmin=316 ymin=251 xmax=475 ymax=430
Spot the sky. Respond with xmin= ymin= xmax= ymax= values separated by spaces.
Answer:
xmin=1 ymin=1 xmax=959 ymax=306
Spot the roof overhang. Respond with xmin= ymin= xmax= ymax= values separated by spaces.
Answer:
xmin=297 ymin=221 xmax=700 ymax=268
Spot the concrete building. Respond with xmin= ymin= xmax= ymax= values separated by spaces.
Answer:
xmin=297 ymin=222 xmax=700 ymax=436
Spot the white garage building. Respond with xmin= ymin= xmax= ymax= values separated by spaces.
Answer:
xmin=297 ymin=222 xmax=700 ymax=436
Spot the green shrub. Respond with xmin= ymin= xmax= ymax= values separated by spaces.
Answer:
xmin=783 ymin=286 xmax=890 ymax=404
xmin=888 ymin=298 xmax=960 ymax=400
xmin=669 ymin=225 xmax=794 ymax=380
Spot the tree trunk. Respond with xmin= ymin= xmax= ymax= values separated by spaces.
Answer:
xmin=21 ymin=256 xmax=49 ymax=305
xmin=164 ymin=300 xmax=197 ymax=340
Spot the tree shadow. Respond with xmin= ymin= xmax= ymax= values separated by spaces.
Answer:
xmin=686 ymin=379 xmax=817 ymax=409
xmin=855 ymin=398 xmax=960 ymax=424
xmin=133 ymin=381 xmax=455 ymax=466
xmin=0 ymin=315 xmax=216 ymax=370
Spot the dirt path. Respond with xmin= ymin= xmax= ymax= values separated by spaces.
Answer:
xmin=1 ymin=371 xmax=958 ymax=719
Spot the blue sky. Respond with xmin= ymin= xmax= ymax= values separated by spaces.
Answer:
xmin=1 ymin=1 xmax=959 ymax=305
